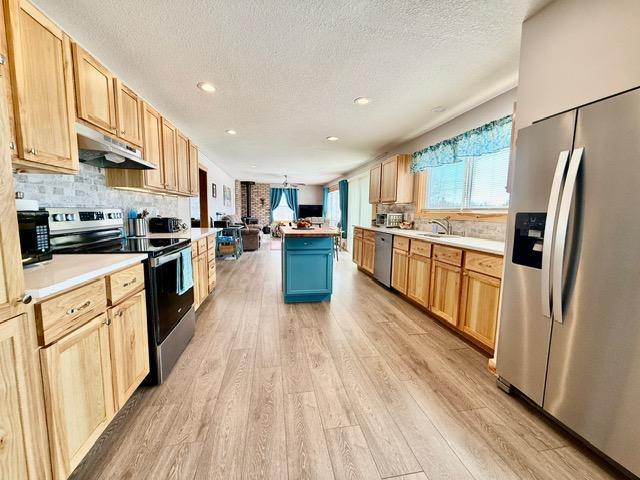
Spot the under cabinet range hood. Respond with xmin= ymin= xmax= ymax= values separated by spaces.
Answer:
xmin=76 ymin=122 xmax=156 ymax=170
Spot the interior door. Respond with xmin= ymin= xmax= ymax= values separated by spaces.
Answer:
xmin=543 ymin=88 xmax=640 ymax=477
xmin=496 ymin=110 xmax=576 ymax=406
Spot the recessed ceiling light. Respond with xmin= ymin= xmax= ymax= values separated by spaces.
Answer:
xmin=197 ymin=81 xmax=216 ymax=93
xmin=431 ymin=106 xmax=446 ymax=112
xmin=226 ymin=129 xmax=237 ymax=135
xmin=326 ymin=136 xmax=339 ymax=141
xmin=354 ymin=97 xmax=370 ymax=105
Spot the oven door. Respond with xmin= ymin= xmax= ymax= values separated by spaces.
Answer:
xmin=149 ymin=247 xmax=194 ymax=344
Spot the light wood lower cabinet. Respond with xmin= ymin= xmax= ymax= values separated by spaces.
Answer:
xmin=361 ymin=239 xmax=375 ymax=274
xmin=391 ymin=248 xmax=408 ymax=294
xmin=352 ymin=235 xmax=363 ymax=266
xmin=40 ymin=313 xmax=115 ymax=480
xmin=0 ymin=314 xmax=51 ymax=480
xmin=407 ymin=253 xmax=431 ymax=308
xmin=192 ymin=234 xmax=217 ymax=310
xmin=108 ymin=290 xmax=149 ymax=410
xmin=429 ymin=260 xmax=462 ymax=326
xmin=460 ymin=270 xmax=501 ymax=350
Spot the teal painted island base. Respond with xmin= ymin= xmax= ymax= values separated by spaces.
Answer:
xmin=280 ymin=227 xmax=339 ymax=303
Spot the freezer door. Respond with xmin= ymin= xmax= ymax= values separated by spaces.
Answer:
xmin=543 ymin=88 xmax=640 ymax=477
xmin=496 ymin=110 xmax=576 ymax=406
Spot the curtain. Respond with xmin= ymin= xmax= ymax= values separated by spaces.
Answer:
xmin=283 ymin=188 xmax=299 ymax=221
xmin=322 ymin=186 xmax=329 ymax=217
xmin=269 ymin=187 xmax=283 ymax=223
xmin=338 ymin=180 xmax=348 ymax=239
xmin=411 ymin=115 xmax=512 ymax=173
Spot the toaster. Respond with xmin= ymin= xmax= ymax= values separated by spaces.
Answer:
xmin=148 ymin=217 xmax=181 ymax=233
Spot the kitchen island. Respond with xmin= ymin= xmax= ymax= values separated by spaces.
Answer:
xmin=280 ymin=226 xmax=340 ymax=303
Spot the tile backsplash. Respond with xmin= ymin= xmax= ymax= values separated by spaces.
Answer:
xmin=13 ymin=163 xmax=191 ymax=222
xmin=376 ymin=203 xmax=506 ymax=241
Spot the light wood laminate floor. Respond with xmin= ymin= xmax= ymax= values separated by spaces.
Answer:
xmin=70 ymin=240 xmax=620 ymax=479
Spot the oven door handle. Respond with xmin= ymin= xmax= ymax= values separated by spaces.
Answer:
xmin=150 ymin=246 xmax=192 ymax=267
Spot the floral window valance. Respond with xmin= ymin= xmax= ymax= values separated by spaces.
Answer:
xmin=410 ymin=115 xmax=512 ymax=173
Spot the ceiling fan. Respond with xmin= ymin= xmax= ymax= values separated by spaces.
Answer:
xmin=282 ymin=175 xmax=306 ymax=188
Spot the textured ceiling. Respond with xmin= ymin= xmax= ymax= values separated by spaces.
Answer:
xmin=33 ymin=0 xmax=551 ymax=184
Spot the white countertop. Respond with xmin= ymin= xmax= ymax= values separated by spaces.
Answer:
xmin=24 ymin=254 xmax=148 ymax=300
xmin=359 ymin=226 xmax=505 ymax=255
xmin=144 ymin=227 xmax=223 ymax=242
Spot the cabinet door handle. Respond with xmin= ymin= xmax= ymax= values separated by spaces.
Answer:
xmin=9 ymin=142 xmax=15 ymax=150
xmin=103 ymin=316 xmax=112 ymax=326
xmin=122 ymin=277 xmax=137 ymax=288
xmin=29 ymin=148 xmax=37 ymax=155
xmin=121 ymin=130 xmax=126 ymax=134
xmin=67 ymin=300 xmax=91 ymax=316
xmin=18 ymin=294 xmax=32 ymax=304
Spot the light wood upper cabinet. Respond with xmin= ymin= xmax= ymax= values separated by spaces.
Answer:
xmin=407 ymin=253 xmax=431 ymax=308
xmin=391 ymin=248 xmax=409 ymax=294
xmin=40 ymin=313 xmax=115 ymax=480
xmin=114 ymin=79 xmax=142 ymax=147
xmin=380 ymin=157 xmax=398 ymax=203
xmin=369 ymin=164 xmax=381 ymax=203
xmin=176 ymin=131 xmax=190 ymax=194
xmin=460 ymin=270 xmax=501 ymax=351
xmin=429 ymin=260 xmax=461 ymax=326
xmin=72 ymin=43 xmax=116 ymax=134
xmin=0 ymin=314 xmax=51 ymax=480
xmin=188 ymin=141 xmax=199 ymax=196
xmin=161 ymin=118 xmax=178 ymax=192
xmin=369 ymin=154 xmax=413 ymax=204
xmin=108 ymin=290 xmax=149 ymax=410
xmin=5 ymin=0 xmax=78 ymax=173
xmin=142 ymin=102 xmax=164 ymax=190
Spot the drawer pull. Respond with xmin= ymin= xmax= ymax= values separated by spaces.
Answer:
xmin=67 ymin=300 xmax=91 ymax=316
xmin=122 ymin=277 xmax=137 ymax=288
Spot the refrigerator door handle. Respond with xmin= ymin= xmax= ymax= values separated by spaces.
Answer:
xmin=541 ymin=150 xmax=571 ymax=318
xmin=552 ymin=147 xmax=584 ymax=324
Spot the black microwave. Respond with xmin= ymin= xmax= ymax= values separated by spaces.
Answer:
xmin=17 ymin=210 xmax=52 ymax=266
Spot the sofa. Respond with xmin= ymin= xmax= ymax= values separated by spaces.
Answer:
xmin=241 ymin=225 xmax=262 ymax=251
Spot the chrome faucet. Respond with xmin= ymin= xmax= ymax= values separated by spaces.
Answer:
xmin=429 ymin=218 xmax=452 ymax=235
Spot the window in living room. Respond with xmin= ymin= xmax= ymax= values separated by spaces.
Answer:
xmin=327 ymin=190 xmax=340 ymax=227
xmin=272 ymin=195 xmax=294 ymax=222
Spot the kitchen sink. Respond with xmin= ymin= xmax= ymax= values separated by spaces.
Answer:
xmin=416 ymin=232 xmax=460 ymax=238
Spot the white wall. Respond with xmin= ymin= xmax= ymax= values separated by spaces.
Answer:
xmin=516 ymin=0 xmax=640 ymax=130
xmin=191 ymin=151 xmax=236 ymax=221
xmin=298 ymin=185 xmax=323 ymax=204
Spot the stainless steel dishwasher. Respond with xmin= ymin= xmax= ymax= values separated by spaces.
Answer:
xmin=373 ymin=232 xmax=393 ymax=287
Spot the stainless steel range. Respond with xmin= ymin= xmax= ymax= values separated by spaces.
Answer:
xmin=46 ymin=207 xmax=195 ymax=384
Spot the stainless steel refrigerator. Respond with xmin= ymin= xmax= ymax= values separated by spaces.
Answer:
xmin=497 ymin=87 xmax=640 ymax=477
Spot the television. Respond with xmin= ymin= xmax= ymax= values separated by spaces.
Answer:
xmin=298 ymin=204 xmax=323 ymax=218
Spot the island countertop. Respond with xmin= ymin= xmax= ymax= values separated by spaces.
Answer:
xmin=280 ymin=226 xmax=340 ymax=237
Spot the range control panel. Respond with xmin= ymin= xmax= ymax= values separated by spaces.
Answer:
xmin=46 ymin=208 xmax=124 ymax=233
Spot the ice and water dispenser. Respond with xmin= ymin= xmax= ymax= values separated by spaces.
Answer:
xmin=512 ymin=212 xmax=547 ymax=269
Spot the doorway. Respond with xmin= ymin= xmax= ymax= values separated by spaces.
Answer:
xmin=198 ymin=166 xmax=209 ymax=227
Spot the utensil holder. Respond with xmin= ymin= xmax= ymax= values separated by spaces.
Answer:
xmin=128 ymin=218 xmax=148 ymax=237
